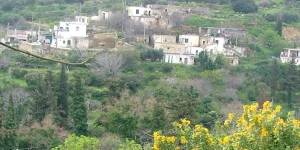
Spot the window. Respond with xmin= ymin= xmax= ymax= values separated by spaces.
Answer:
xmin=76 ymin=27 xmax=79 ymax=31
xmin=136 ymin=9 xmax=139 ymax=14
xmin=184 ymin=39 xmax=189 ymax=43
xmin=203 ymin=41 xmax=205 ymax=45
xmin=196 ymin=50 xmax=198 ymax=55
xmin=63 ymin=40 xmax=65 ymax=44
xmin=216 ymin=40 xmax=219 ymax=44
xmin=67 ymin=40 xmax=71 ymax=46
xmin=180 ymin=58 xmax=182 ymax=62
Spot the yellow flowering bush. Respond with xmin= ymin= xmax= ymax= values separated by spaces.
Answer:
xmin=153 ymin=101 xmax=300 ymax=150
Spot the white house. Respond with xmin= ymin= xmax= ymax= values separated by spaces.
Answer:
xmin=75 ymin=16 xmax=89 ymax=25
xmin=201 ymin=43 xmax=218 ymax=54
xmin=51 ymin=21 xmax=88 ymax=49
xmin=179 ymin=35 xmax=199 ymax=47
xmin=186 ymin=47 xmax=204 ymax=56
xmin=154 ymin=42 xmax=194 ymax=65
xmin=163 ymin=53 xmax=195 ymax=65
xmin=213 ymin=37 xmax=226 ymax=53
xmin=127 ymin=6 xmax=151 ymax=17
xmin=280 ymin=48 xmax=300 ymax=65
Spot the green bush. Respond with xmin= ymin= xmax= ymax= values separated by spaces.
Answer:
xmin=232 ymin=0 xmax=258 ymax=13
xmin=161 ymin=65 xmax=173 ymax=73
xmin=10 ymin=68 xmax=28 ymax=78
xmin=88 ymin=87 xmax=109 ymax=101
xmin=146 ymin=64 xmax=155 ymax=72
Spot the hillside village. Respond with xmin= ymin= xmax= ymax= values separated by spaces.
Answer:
xmin=2 ymin=4 xmax=250 ymax=66
xmin=2 ymin=3 xmax=300 ymax=66
xmin=2 ymin=0 xmax=300 ymax=149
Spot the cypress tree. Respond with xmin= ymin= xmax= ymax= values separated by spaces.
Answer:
xmin=4 ymin=95 xmax=18 ymax=149
xmin=72 ymin=75 xmax=88 ymax=136
xmin=270 ymin=60 xmax=279 ymax=101
xmin=31 ymin=74 xmax=47 ymax=123
xmin=56 ymin=65 xmax=69 ymax=127
xmin=45 ymin=70 xmax=55 ymax=114
xmin=275 ymin=16 xmax=283 ymax=36
xmin=0 ymin=98 xmax=5 ymax=149
xmin=282 ymin=59 xmax=299 ymax=108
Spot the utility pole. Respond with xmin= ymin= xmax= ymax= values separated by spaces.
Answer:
xmin=122 ymin=0 xmax=126 ymax=33
xmin=38 ymin=21 xmax=40 ymax=43
xmin=143 ymin=25 xmax=145 ymax=45
xmin=31 ymin=13 xmax=33 ymax=42
xmin=6 ymin=23 xmax=9 ymax=38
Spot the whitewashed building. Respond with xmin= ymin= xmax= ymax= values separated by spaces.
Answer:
xmin=127 ymin=6 xmax=152 ymax=17
xmin=179 ymin=35 xmax=199 ymax=47
xmin=280 ymin=48 xmax=300 ymax=65
xmin=51 ymin=20 xmax=88 ymax=49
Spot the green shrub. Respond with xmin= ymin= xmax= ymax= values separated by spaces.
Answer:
xmin=146 ymin=64 xmax=155 ymax=72
xmin=10 ymin=68 xmax=28 ymax=78
xmin=88 ymin=87 xmax=109 ymax=101
xmin=161 ymin=65 xmax=173 ymax=73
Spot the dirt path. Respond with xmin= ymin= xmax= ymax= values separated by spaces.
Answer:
xmin=27 ymin=21 xmax=50 ymax=28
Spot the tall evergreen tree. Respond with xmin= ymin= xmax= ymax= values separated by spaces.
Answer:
xmin=71 ymin=76 xmax=88 ymax=136
xmin=0 ymin=98 xmax=5 ymax=149
xmin=275 ymin=15 xmax=283 ymax=36
xmin=56 ymin=65 xmax=69 ymax=127
xmin=270 ymin=60 xmax=279 ymax=101
xmin=31 ymin=74 xmax=48 ymax=123
xmin=282 ymin=59 xmax=299 ymax=108
xmin=4 ymin=95 xmax=18 ymax=149
xmin=44 ymin=70 xmax=55 ymax=114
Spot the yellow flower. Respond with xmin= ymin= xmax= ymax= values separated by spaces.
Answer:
xmin=166 ymin=136 xmax=175 ymax=143
xmin=233 ymin=143 xmax=238 ymax=148
xmin=208 ymin=137 xmax=214 ymax=145
xmin=223 ymin=120 xmax=229 ymax=128
xmin=175 ymin=146 xmax=180 ymax=150
xmin=261 ymin=127 xmax=268 ymax=137
xmin=194 ymin=125 xmax=201 ymax=131
xmin=263 ymin=101 xmax=271 ymax=110
xmin=223 ymin=136 xmax=230 ymax=144
xmin=194 ymin=132 xmax=200 ymax=138
xmin=228 ymin=113 xmax=235 ymax=120
xmin=160 ymin=136 xmax=165 ymax=142
xmin=182 ymin=119 xmax=190 ymax=126
xmin=175 ymin=121 xmax=182 ymax=128
xmin=180 ymin=136 xmax=187 ymax=144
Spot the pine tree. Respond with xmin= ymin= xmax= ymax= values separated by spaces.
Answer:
xmin=72 ymin=76 xmax=88 ymax=136
xmin=4 ymin=95 xmax=18 ymax=149
xmin=56 ymin=65 xmax=69 ymax=127
xmin=270 ymin=60 xmax=279 ymax=101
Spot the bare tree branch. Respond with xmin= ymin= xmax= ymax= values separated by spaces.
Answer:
xmin=90 ymin=52 xmax=126 ymax=78
xmin=0 ymin=42 xmax=101 ymax=67
xmin=2 ymin=88 xmax=30 ymax=109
